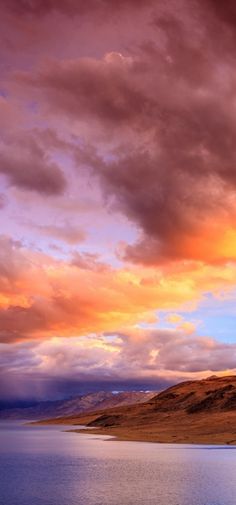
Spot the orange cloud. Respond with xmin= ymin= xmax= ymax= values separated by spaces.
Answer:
xmin=165 ymin=314 xmax=183 ymax=324
xmin=1 ymin=235 xmax=236 ymax=343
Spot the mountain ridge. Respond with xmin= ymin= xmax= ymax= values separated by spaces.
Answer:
xmin=0 ymin=391 xmax=156 ymax=420
xmin=34 ymin=375 xmax=236 ymax=445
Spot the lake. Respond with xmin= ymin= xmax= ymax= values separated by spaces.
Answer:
xmin=1 ymin=421 xmax=236 ymax=505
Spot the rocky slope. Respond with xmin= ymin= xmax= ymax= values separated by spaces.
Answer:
xmin=0 ymin=391 xmax=156 ymax=420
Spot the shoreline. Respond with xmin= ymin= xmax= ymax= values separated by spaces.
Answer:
xmin=29 ymin=419 xmax=236 ymax=446
xmin=68 ymin=428 xmax=236 ymax=445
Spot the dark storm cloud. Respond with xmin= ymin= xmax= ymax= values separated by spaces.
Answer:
xmin=17 ymin=55 xmax=149 ymax=126
xmin=205 ymin=0 xmax=236 ymax=29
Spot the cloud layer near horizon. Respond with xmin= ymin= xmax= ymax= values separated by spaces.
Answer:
xmin=1 ymin=327 xmax=236 ymax=399
xmin=1 ymin=0 xmax=236 ymax=398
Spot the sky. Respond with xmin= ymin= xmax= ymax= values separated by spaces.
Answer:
xmin=1 ymin=0 xmax=236 ymax=400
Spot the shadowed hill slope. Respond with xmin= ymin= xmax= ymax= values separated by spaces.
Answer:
xmin=0 ymin=391 xmax=156 ymax=420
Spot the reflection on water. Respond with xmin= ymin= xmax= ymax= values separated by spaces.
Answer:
xmin=1 ymin=421 xmax=236 ymax=505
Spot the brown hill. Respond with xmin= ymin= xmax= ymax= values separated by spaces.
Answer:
xmin=37 ymin=376 xmax=236 ymax=445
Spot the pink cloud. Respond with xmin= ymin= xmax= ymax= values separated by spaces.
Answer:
xmin=31 ymin=222 xmax=86 ymax=245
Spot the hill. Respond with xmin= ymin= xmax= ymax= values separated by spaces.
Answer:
xmin=0 ymin=391 xmax=156 ymax=420
xmin=36 ymin=376 xmax=236 ymax=445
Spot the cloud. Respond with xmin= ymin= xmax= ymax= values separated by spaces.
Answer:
xmin=0 ymin=194 xmax=7 ymax=209
xmin=0 ymin=235 xmax=54 ymax=309
xmin=1 ymin=233 xmax=236 ymax=344
xmin=0 ymin=97 xmax=23 ymax=133
xmin=13 ymin=4 xmax=236 ymax=264
xmin=2 ymin=0 xmax=153 ymax=17
xmin=205 ymin=1 xmax=236 ymax=30
xmin=0 ymin=135 xmax=66 ymax=195
xmin=116 ymin=328 xmax=236 ymax=375
xmin=30 ymin=222 xmax=86 ymax=245
xmin=71 ymin=252 xmax=110 ymax=272
xmin=148 ymin=331 xmax=236 ymax=374
xmin=16 ymin=53 xmax=145 ymax=128
xmin=1 ymin=327 xmax=236 ymax=398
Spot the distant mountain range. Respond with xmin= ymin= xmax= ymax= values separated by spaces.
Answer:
xmin=0 ymin=391 xmax=156 ymax=420
xmin=36 ymin=375 xmax=236 ymax=445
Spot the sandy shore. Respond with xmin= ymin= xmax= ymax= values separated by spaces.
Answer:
xmin=31 ymin=409 xmax=236 ymax=445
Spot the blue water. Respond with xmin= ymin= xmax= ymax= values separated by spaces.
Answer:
xmin=1 ymin=422 xmax=236 ymax=505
